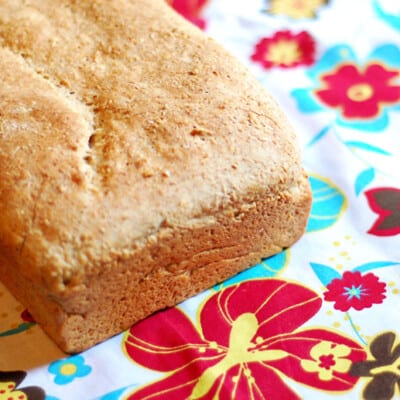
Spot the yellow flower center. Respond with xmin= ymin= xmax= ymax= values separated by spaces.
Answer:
xmin=60 ymin=363 xmax=78 ymax=376
xmin=347 ymin=83 xmax=374 ymax=102
xmin=270 ymin=0 xmax=326 ymax=18
xmin=189 ymin=313 xmax=288 ymax=399
xmin=266 ymin=40 xmax=301 ymax=66
xmin=292 ymin=0 xmax=308 ymax=10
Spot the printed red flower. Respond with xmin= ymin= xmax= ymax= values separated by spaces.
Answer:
xmin=365 ymin=187 xmax=400 ymax=236
xmin=315 ymin=64 xmax=400 ymax=119
xmin=169 ymin=0 xmax=208 ymax=30
xmin=324 ymin=271 xmax=386 ymax=312
xmin=20 ymin=309 xmax=35 ymax=323
xmin=124 ymin=279 xmax=366 ymax=399
xmin=251 ymin=30 xmax=315 ymax=69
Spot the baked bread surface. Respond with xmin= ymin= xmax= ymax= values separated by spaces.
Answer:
xmin=0 ymin=0 xmax=311 ymax=352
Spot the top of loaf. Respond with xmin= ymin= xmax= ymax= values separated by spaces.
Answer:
xmin=0 ymin=0 xmax=303 ymax=293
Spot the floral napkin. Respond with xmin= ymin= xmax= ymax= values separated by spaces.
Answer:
xmin=1 ymin=0 xmax=399 ymax=399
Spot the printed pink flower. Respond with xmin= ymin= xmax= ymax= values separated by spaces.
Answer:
xmin=315 ymin=64 xmax=400 ymax=119
xmin=365 ymin=187 xmax=400 ymax=236
xmin=251 ymin=30 xmax=315 ymax=69
xmin=169 ymin=0 xmax=208 ymax=29
xmin=292 ymin=45 xmax=400 ymax=131
xmin=324 ymin=271 xmax=386 ymax=312
xmin=124 ymin=279 xmax=366 ymax=399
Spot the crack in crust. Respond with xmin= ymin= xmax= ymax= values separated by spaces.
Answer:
xmin=19 ymin=180 xmax=45 ymax=256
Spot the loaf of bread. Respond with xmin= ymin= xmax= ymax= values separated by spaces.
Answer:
xmin=0 ymin=0 xmax=311 ymax=353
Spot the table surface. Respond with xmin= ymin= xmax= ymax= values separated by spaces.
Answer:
xmin=1 ymin=0 xmax=399 ymax=399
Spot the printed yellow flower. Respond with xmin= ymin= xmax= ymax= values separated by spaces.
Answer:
xmin=301 ymin=341 xmax=352 ymax=381
xmin=0 ymin=381 xmax=27 ymax=400
xmin=268 ymin=0 xmax=328 ymax=19
xmin=0 ymin=371 xmax=45 ymax=400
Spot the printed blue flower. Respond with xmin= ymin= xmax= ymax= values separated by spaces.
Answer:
xmin=48 ymin=355 xmax=92 ymax=385
xmin=292 ymin=44 xmax=400 ymax=132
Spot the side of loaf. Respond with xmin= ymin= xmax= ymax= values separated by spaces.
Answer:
xmin=0 ymin=0 xmax=311 ymax=352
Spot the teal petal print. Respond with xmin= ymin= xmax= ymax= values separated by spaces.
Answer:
xmin=0 ymin=322 xmax=35 ymax=337
xmin=353 ymin=261 xmax=399 ymax=274
xmin=307 ymin=125 xmax=331 ymax=147
xmin=305 ymin=45 xmax=357 ymax=81
xmin=97 ymin=389 xmax=125 ymax=400
xmin=307 ymin=175 xmax=347 ymax=232
xmin=48 ymin=355 xmax=92 ymax=385
xmin=370 ymin=44 xmax=400 ymax=69
xmin=292 ymin=88 xmax=325 ymax=113
xmin=335 ymin=112 xmax=390 ymax=132
xmin=344 ymin=141 xmax=391 ymax=156
xmin=310 ymin=262 xmax=342 ymax=286
xmin=97 ymin=385 xmax=138 ymax=400
xmin=373 ymin=0 xmax=400 ymax=32
xmin=354 ymin=168 xmax=375 ymax=196
xmin=215 ymin=250 xmax=289 ymax=289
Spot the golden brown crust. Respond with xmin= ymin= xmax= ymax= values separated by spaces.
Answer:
xmin=0 ymin=178 xmax=310 ymax=352
xmin=0 ymin=0 xmax=311 ymax=352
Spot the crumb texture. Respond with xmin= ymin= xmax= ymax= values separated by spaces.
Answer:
xmin=0 ymin=0 xmax=306 ymax=292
